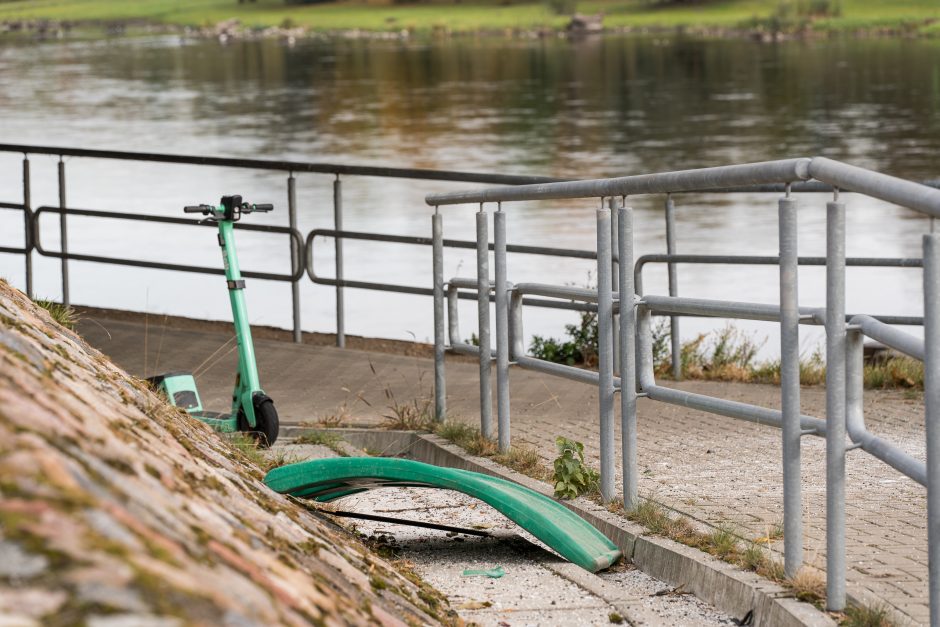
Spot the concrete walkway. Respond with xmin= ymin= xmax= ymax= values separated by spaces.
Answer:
xmin=78 ymin=314 xmax=929 ymax=625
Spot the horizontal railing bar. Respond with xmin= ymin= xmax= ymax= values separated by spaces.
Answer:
xmin=311 ymin=229 xmax=597 ymax=260
xmin=32 ymin=206 xmax=304 ymax=282
xmin=810 ymin=157 xmax=940 ymax=218
xmin=515 ymin=355 xmax=603 ymax=386
xmin=0 ymin=202 xmax=25 ymax=210
xmin=850 ymin=315 xmax=925 ymax=360
xmin=426 ymin=158 xmax=812 ymax=205
xmin=643 ymin=295 xmax=922 ymax=326
xmin=644 ymin=384 xmax=826 ymax=435
xmin=35 ymin=206 xmax=294 ymax=234
xmin=313 ymin=276 xmax=596 ymax=312
xmin=513 ymin=282 xmax=616 ymax=304
xmin=636 ymin=254 xmax=923 ymax=269
xmin=642 ymin=294 xmax=792 ymax=322
xmin=0 ymin=143 xmax=564 ymax=186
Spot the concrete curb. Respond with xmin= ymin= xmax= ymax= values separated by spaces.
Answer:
xmin=282 ymin=426 xmax=836 ymax=627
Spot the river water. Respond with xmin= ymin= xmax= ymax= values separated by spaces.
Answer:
xmin=0 ymin=34 xmax=938 ymax=357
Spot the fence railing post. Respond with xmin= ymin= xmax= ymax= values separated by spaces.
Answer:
xmin=432 ymin=210 xmax=446 ymax=421
xmin=596 ymin=201 xmax=615 ymax=503
xmin=334 ymin=175 xmax=346 ymax=348
xmin=923 ymin=232 xmax=940 ymax=627
xmin=826 ymin=196 xmax=847 ymax=611
xmin=665 ymin=194 xmax=680 ymax=380
xmin=57 ymin=157 xmax=69 ymax=306
xmin=494 ymin=205 xmax=511 ymax=452
xmin=287 ymin=174 xmax=302 ymax=343
xmin=610 ymin=197 xmax=621 ymax=376
xmin=476 ymin=208 xmax=494 ymax=439
xmin=22 ymin=156 xmax=32 ymax=298
xmin=618 ymin=202 xmax=637 ymax=511
xmin=779 ymin=193 xmax=803 ymax=578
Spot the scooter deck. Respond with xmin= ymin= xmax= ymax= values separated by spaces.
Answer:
xmin=191 ymin=411 xmax=239 ymax=433
xmin=264 ymin=457 xmax=621 ymax=572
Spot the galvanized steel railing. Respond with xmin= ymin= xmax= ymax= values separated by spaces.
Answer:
xmin=425 ymin=158 xmax=940 ymax=621
xmin=0 ymin=142 xmax=565 ymax=347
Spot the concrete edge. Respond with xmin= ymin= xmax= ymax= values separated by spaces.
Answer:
xmin=286 ymin=427 xmax=837 ymax=627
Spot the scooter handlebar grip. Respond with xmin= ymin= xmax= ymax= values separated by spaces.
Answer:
xmin=183 ymin=205 xmax=206 ymax=213
xmin=253 ymin=203 xmax=274 ymax=212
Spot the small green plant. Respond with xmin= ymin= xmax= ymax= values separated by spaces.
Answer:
xmin=296 ymin=430 xmax=342 ymax=447
xmin=530 ymin=310 xmax=598 ymax=367
xmin=608 ymin=612 xmax=624 ymax=624
xmin=32 ymin=297 xmax=79 ymax=330
xmin=841 ymin=602 xmax=894 ymax=627
xmin=227 ymin=432 xmax=298 ymax=471
xmin=552 ymin=436 xmax=599 ymax=499
xmin=740 ymin=542 xmax=768 ymax=572
xmin=707 ymin=522 xmax=739 ymax=559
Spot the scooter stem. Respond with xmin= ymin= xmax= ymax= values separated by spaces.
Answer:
xmin=218 ymin=219 xmax=262 ymax=427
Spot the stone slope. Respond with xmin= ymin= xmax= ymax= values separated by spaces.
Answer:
xmin=0 ymin=280 xmax=443 ymax=627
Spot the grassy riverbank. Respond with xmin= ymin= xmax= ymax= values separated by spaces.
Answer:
xmin=0 ymin=0 xmax=939 ymax=36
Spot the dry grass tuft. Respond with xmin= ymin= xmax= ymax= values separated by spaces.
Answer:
xmin=786 ymin=567 xmax=826 ymax=603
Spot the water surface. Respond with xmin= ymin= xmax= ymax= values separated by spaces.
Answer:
xmin=0 ymin=34 xmax=937 ymax=355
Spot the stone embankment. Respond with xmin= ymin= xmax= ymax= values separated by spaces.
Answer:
xmin=0 ymin=280 xmax=445 ymax=626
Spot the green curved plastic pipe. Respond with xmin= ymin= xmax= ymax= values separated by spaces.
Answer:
xmin=264 ymin=457 xmax=621 ymax=572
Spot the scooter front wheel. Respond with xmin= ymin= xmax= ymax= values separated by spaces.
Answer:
xmin=238 ymin=395 xmax=280 ymax=448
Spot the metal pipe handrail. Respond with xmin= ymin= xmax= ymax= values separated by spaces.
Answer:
xmin=32 ymin=206 xmax=305 ymax=282
xmin=846 ymin=328 xmax=927 ymax=486
xmin=0 ymin=143 xmax=565 ymax=185
xmin=427 ymin=157 xmax=940 ymax=617
xmin=810 ymin=157 xmax=940 ymax=218
xmin=425 ymin=158 xmax=812 ymax=205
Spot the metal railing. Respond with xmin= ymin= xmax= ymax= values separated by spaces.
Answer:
xmin=2 ymin=143 xmax=938 ymax=619
xmin=0 ymin=143 xmax=564 ymax=345
xmin=426 ymin=157 xmax=940 ymax=621
xmin=4 ymin=143 xmax=937 ymax=361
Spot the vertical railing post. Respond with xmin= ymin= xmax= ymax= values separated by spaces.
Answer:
xmin=596 ymin=201 xmax=615 ymax=503
xmin=287 ymin=174 xmax=301 ymax=343
xmin=826 ymin=196 xmax=847 ymax=611
xmin=494 ymin=205 xmax=511 ymax=452
xmin=22 ymin=156 xmax=32 ymax=298
xmin=333 ymin=175 xmax=346 ymax=348
xmin=57 ymin=157 xmax=69 ymax=306
xmin=432 ymin=209 xmax=446 ymax=421
xmin=779 ymin=194 xmax=803 ymax=578
xmin=610 ymin=197 xmax=621 ymax=376
xmin=923 ymin=233 xmax=940 ymax=627
xmin=618 ymin=202 xmax=637 ymax=510
xmin=665 ymin=195 xmax=681 ymax=380
xmin=476 ymin=208 xmax=494 ymax=439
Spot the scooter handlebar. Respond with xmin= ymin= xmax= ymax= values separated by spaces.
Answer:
xmin=251 ymin=203 xmax=274 ymax=212
xmin=183 ymin=205 xmax=211 ymax=214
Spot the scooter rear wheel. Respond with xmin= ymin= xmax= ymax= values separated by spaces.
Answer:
xmin=238 ymin=396 xmax=279 ymax=448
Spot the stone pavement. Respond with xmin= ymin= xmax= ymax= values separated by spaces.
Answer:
xmin=78 ymin=314 xmax=929 ymax=625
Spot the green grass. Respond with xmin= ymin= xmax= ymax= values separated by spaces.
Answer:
xmin=0 ymin=0 xmax=939 ymax=35
xmin=31 ymin=297 xmax=79 ymax=330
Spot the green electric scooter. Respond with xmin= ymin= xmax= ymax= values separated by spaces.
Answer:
xmin=148 ymin=195 xmax=279 ymax=447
